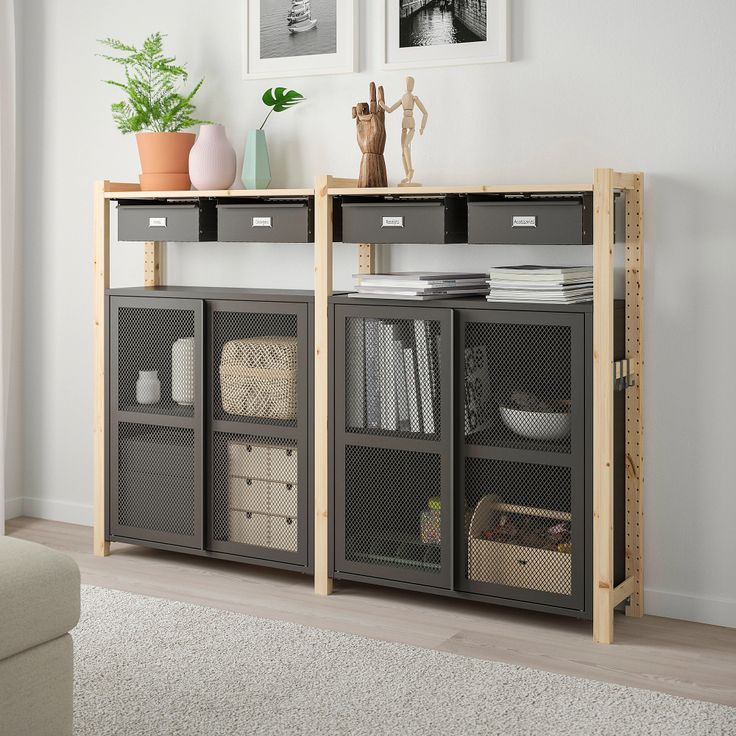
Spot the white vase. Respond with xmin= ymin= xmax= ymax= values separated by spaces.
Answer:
xmin=189 ymin=124 xmax=237 ymax=191
xmin=172 ymin=338 xmax=195 ymax=406
xmin=136 ymin=370 xmax=161 ymax=405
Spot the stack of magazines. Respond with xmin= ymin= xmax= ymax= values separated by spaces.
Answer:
xmin=350 ymin=272 xmax=489 ymax=300
xmin=486 ymin=266 xmax=593 ymax=304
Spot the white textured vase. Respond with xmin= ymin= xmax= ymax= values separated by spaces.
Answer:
xmin=136 ymin=370 xmax=161 ymax=405
xmin=172 ymin=338 xmax=195 ymax=406
xmin=188 ymin=124 xmax=237 ymax=191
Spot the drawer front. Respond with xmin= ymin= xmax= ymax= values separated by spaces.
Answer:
xmin=227 ymin=441 xmax=270 ymax=477
xmin=228 ymin=477 xmax=270 ymax=514
xmin=468 ymin=538 xmax=572 ymax=596
xmin=270 ymin=446 xmax=298 ymax=483
xmin=269 ymin=481 xmax=298 ymax=517
xmin=341 ymin=201 xmax=451 ymax=244
xmin=118 ymin=204 xmax=205 ymax=242
xmin=229 ymin=510 xmax=270 ymax=547
xmin=270 ymin=516 xmax=298 ymax=552
xmin=217 ymin=203 xmax=312 ymax=243
xmin=468 ymin=198 xmax=592 ymax=245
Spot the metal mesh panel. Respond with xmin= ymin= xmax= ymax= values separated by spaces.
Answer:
xmin=464 ymin=457 xmax=572 ymax=596
xmin=212 ymin=432 xmax=299 ymax=553
xmin=213 ymin=310 xmax=298 ymax=426
xmin=117 ymin=307 xmax=195 ymax=417
xmin=117 ymin=423 xmax=196 ymax=537
xmin=345 ymin=317 xmax=442 ymax=439
xmin=343 ymin=445 xmax=442 ymax=573
xmin=464 ymin=321 xmax=572 ymax=453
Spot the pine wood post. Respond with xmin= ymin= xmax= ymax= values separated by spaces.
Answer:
xmin=314 ymin=175 xmax=333 ymax=595
xmin=593 ymin=168 xmax=615 ymax=643
xmin=625 ymin=173 xmax=644 ymax=617
xmin=144 ymin=241 xmax=163 ymax=286
xmin=358 ymin=243 xmax=376 ymax=274
xmin=93 ymin=181 xmax=111 ymax=557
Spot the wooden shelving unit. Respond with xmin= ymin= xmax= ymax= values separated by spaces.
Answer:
xmin=93 ymin=168 xmax=644 ymax=645
xmin=312 ymin=169 xmax=644 ymax=644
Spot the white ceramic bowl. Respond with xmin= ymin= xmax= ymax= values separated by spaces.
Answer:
xmin=499 ymin=403 xmax=571 ymax=441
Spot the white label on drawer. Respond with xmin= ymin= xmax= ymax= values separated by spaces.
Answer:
xmin=381 ymin=216 xmax=404 ymax=228
xmin=252 ymin=216 xmax=273 ymax=228
xmin=512 ymin=215 xmax=537 ymax=228
xmin=148 ymin=217 xmax=167 ymax=227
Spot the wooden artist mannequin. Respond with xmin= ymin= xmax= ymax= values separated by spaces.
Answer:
xmin=379 ymin=76 xmax=428 ymax=186
xmin=352 ymin=81 xmax=388 ymax=188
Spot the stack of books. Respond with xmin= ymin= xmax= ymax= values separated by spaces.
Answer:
xmin=486 ymin=266 xmax=593 ymax=304
xmin=346 ymin=318 xmax=441 ymax=434
xmin=349 ymin=272 xmax=489 ymax=300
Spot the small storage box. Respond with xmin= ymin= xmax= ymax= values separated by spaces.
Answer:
xmin=117 ymin=200 xmax=217 ymax=242
xmin=227 ymin=441 xmax=298 ymax=481
xmin=270 ymin=516 xmax=298 ymax=552
xmin=219 ymin=337 xmax=298 ymax=420
xmin=217 ymin=199 xmax=314 ymax=243
xmin=467 ymin=538 xmax=572 ymax=595
xmin=229 ymin=509 xmax=270 ymax=547
xmin=467 ymin=194 xmax=593 ymax=245
xmin=338 ymin=195 xmax=467 ymax=244
xmin=228 ymin=477 xmax=271 ymax=514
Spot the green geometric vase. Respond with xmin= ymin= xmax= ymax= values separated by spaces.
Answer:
xmin=242 ymin=129 xmax=271 ymax=189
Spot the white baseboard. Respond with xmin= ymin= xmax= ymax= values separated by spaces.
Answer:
xmin=21 ymin=497 xmax=93 ymax=527
xmin=645 ymin=587 xmax=736 ymax=629
xmin=4 ymin=496 xmax=24 ymax=520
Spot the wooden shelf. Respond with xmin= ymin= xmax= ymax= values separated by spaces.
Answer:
xmin=328 ymin=184 xmax=594 ymax=196
xmin=105 ymin=188 xmax=314 ymax=200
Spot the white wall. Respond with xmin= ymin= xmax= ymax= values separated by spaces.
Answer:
xmin=13 ymin=0 xmax=736 ymax=627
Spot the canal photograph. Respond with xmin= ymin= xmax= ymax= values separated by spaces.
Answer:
xmin=399 ymin=0 xmax=487 ymax=48
xmin=259 ymin=0 xmax=337 ymax=59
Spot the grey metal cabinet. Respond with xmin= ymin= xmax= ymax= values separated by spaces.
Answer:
xmin=330 ymin=296 xmax=624 ymax=619
xmin=106 ymin=287 xmax=312 ymax=573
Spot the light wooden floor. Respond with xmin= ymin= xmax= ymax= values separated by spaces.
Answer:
xmin=8 ymin=517 xmax=736 ymax=707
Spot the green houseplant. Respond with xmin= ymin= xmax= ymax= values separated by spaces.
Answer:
xmin=243 ymin=87 xmax=305 ymax=190
xmin=98 ymin=32 xmax=209 ymax=190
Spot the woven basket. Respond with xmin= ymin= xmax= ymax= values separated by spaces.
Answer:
xmin=220 ymin=336 xmax=298 ymax=420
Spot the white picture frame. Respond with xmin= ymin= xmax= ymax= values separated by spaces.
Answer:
xmin=243 ymin=0 xmax=358 ymax=79
xmin=381 ymin=0 xmax=508 ymax=70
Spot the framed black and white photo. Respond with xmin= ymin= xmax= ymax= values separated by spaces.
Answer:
xmin=382 ymin=0 xmax=508 ymax=70
xmin=244 ymin=0 xmax=357 ymax=79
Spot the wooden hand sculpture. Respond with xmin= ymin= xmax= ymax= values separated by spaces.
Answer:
xmin=352 ymin=81 xmax=388 ymax=188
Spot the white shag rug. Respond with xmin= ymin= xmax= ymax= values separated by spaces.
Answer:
xmin=74 ymin=586 xmax=736 ymax=736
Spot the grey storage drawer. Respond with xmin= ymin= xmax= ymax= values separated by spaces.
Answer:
xmin=117 ymin=200 xmax=217 ymax=242
xmin=217 ymin=199 xmax=314 ymax=243
xmin=338 ymin=195 xmax=467 ymax=244
xmin=468 ymin=194 xmax=593 ymax=245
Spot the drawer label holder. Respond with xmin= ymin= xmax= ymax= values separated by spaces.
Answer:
xmin=381 ymin=215 xmax=405 ymax=228
xmin=512 ymin=215 xmax=537 ymax=228
xmin=148 ymin=217 xmax=167 ymax=227
xmin=252 ymin=216 xmax=273 ymax=228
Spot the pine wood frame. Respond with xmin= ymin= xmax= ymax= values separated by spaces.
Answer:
xmin=93 ymin=169 xmax=644 ymax=644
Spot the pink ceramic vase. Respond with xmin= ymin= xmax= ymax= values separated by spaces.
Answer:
xmin=188 ymin=124 xmax=237 ymax=191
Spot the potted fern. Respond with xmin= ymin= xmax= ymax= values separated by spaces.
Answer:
xmin=99 ymin=32 xmax=209 ymax=190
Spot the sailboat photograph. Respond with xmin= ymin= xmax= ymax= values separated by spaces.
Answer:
xmin=259 ymin=0 xmax=336 ymax=60
xmin=288 ymin=0 xmax=318 ymax=33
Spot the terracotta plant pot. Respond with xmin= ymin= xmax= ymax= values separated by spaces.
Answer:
xmin=135 ymin=131 xmax=196 ymax=191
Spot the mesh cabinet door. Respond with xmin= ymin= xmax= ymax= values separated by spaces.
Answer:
xmin=456 ymin=309 xmax=586 ymax=611
xmin=334 ymin=304 xmax=452 ymax=589
xmin=207 ymin=300 xmax=309 ymax=567
xmin=109 ymin=297 xmax=204 ymax=549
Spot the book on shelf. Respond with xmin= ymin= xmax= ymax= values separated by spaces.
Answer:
xmin=487 ymin=265 xmax=593 ymax=282
xmin=347 ymin=316 xmax=440 ymax=435
xmin=350 ymin=271 xmax=489 ymax=301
